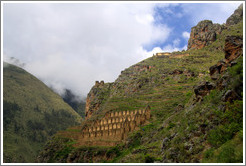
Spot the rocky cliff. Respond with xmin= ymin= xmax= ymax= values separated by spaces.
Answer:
xmin=188 ymin=3 xmax=243 ymax=50
xmin=187 ymin=20 xmax=224 ymax=50
xmin=85 ymin=81 xmax=112 ymax=119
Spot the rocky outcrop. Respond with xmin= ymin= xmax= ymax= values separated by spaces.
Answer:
xmin=85 ymin=81 xmax=112 ymax=119
xmin=187 ymin=4 xmax=243 ymax=51
xmin=209 ymin=60 xmax=228 ymax=80
xmin=194 ymin=82 xmax=216 ymax=102
xmin=226 ymin=4 xmax=243 ymax=26
xmin=224 ymin=36 xmax=243 ymax=63
xmin=194 ymin=34 xmax=243 ymax=103
xmin=209 ymin=35 xmax=243 ymax=80
xmin=187 ymin=20 xmax=224 ymax=50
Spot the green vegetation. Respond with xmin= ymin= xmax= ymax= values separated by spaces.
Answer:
xmin=62 ymin=89 xmax=86 ymax=118
xmin=65 ymin=20 xmax=243 ymax=163
xmin=38 ymin=18 xmax=243 ymax=162
xmin=3 ymin=63 xmax=82 ymax=162
xmin=7 ymin=8 xmax=242 ymax=163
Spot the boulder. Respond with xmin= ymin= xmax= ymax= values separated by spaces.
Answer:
xmin=209 ymin=60 xmax=228 ymax=80
xmin=194 ymin=82 xmax=215 ymax=101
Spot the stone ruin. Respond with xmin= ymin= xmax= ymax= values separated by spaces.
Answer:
xmin=153 ymin=52 xmax=189 ymax=58
xmin=154 ymin=52 xmax=171 ymax=57
xmin=133 ymin=65 xmax=152 ymax=72
xmin=95 ymin=80 xmax=104 ymax=87
xmin=74 ymin=106 xmax=151 ymax=146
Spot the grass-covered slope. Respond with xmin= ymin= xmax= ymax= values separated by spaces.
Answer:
xmin=37 ymin=18 xmax=243 ymax=163
xmin=3 ymin=63 xmax=82 ymax=163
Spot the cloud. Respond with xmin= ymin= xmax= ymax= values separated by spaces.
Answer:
xmin=162 ymin=44 xmax=187 ymax=53
xmin=3 ymin=55 xmax=26 ymax=68
xmin=3 ymin=2 xmax=241 ymax=99
xmin=180 ymin=3 xmax=242 ymax=24
xmin=3 ymin=3 xmax=171 ymax=98
xmin=172 ymin=38 xmax=181 ymax=47
xmin=182 ymin=31 xmax=190 ymax=39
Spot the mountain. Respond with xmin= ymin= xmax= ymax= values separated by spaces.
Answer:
xmin=62 ymin=89 xmax=86 ymax=118
xmin=37 ymin=4 xmax=243 ymax=163
xmin=3 ymin=63 xmax=82 ymax=162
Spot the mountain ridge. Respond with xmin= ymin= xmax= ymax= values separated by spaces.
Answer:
xmin=3 ymin=62 xmax=82 ymax=162
xmin=4 ymin=4 xmax=243 ymax=163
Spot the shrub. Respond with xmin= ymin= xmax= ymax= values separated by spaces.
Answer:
xmin=203 ymin=148 xmax=215 ymax=159
xmin=167 ymin=122 xmax=176 ymax=130
xmin=106 ymin=146 xmax=120 ymax=158
xmin=207 ymin=123 xmax=240 ymax=148
xmin=144 ymin=154 xmax=155 ymax=163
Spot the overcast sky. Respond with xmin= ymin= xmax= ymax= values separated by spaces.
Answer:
xmin=3 ymin=2 xmax=241 ymax=99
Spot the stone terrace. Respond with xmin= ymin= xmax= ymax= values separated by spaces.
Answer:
xmin=60 ymin=106 xmax=151 ymax=147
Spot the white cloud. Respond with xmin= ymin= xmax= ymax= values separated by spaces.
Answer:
xmin=3 ymin=3 xmax=171 ymax=97
xmin=135 ymin=14 xmax=154 ymax=25
xmin=181 ymin=3 xmax=242 ymax=24
xmin=182 ymin=31 xmax=190 ymax=39
xmin=172 ymin=38 xmax=181 ymax=47
xmin=138 ymin=42 xmax=187 ymax=60
xmin=137 ymin=46 xmax=163 ymax=60
xmin=162 ymin=44 xmax=187 ymax=53
xmin=3 ymin=2 xmax=241 ymax=99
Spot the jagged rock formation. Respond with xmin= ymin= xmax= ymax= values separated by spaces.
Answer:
xmin=224 ymin=35 xmax=243 ymax=63
xmin=187 ymin=20 xmax=224 ymax=50
xmin=188 ymin=4 xmax=243 ymax=50
xmin=209 ymin=35 xmax=243 ymax=80
xmin=58 ymin=106 xmax=151 ymax=147
xmin=195 ymin=34 xmax=243 ymax=103
xmin=85 ymin=81 xmax=112 ymax=119
xmin=226 ymin=4 xmax=243 ymax=26
xmin=193 ymin=82 xmax=216 ymax=102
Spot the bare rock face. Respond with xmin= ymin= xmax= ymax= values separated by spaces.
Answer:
xmin=224 ymin=35 xmax=243 ymax=63
xmin=209 ymin=60 xmax=228 ymax=80
xmin=187 ymin=20 xmax=224 ymax=50
xmin=85 ymin=81 xmax=111 ymax=119
xmin=209 ymin=35 xmax=243 ymax=81
xmin=226 ymin=4 xmax=243 ymax=26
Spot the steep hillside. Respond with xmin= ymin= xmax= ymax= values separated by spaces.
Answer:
xmin=37 ymin=4 xmax=243 ymax=163
xmin=62 ymin=89 xmax=86 ymax=118
xmin=3 ymin=63 xmax=82 ymax=162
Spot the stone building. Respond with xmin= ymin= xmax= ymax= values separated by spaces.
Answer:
xmin=154 ymin=52 xmax=171 ymax=57
xmin=75 ymin=106 xmax=151 ymax=146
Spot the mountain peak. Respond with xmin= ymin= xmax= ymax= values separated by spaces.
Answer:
xmin=187 ymin=20 xmax=224 ymax=50
xmin=226 ymin=3 xmax=243 ymax=26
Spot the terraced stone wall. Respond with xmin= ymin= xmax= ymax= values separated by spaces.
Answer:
xmin=76 ymin=106 xmax=151 ymax=146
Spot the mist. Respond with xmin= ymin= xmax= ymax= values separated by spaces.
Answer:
xmin=3 ymin=2 xmax=240 ymax=99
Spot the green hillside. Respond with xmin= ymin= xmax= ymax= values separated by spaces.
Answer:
xmin=37 ymin=12 xmax=243 ymax=163
xmin=62 ymin=89 xmax=86 ymax=118
xmin=3 ymin=63 xmax=82 ymax=162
